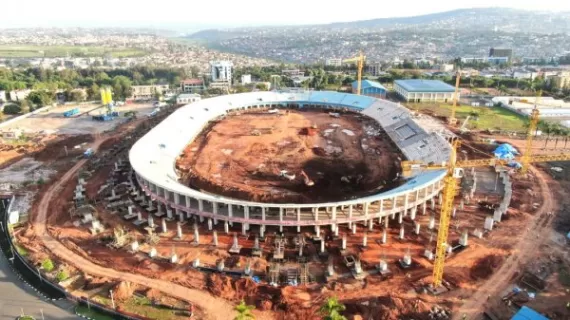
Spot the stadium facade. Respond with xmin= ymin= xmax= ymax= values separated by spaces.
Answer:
xmin=129 ymin=91 xmax=451 ymax=233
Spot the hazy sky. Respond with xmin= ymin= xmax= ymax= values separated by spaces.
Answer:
xmin=1 ymin=0 xmax=569 ymax=30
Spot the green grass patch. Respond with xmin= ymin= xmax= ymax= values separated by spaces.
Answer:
xmin=17 ymin=316 xmax=36 ymax=320
xmin=407 ymin=103 xmax=527 ymax=132
xmin=0 ymin=45 xmax=147 ymax=58
xmin=14 ymin=244 xmax=28 ymax=256
xmin=75 ymin=305 xmax=115 ymax=320
xmin=41 ymin=258 xmax=55 ymax=272
xmin=56 ymin=270 xmax=69 ymax=282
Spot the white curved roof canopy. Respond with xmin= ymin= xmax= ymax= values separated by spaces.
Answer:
xmin=129 ymin=90 xmax=450 ymax=208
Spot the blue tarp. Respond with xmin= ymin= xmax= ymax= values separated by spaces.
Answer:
xmin=494 ymin=143 xmax=519 ymax=160
xmin=511 ymin=306 xmax=549 ymax=320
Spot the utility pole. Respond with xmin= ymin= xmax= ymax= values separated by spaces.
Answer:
xmin=110 ymin=290 xmax=116 ymax=309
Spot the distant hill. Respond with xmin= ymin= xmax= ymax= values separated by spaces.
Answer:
xmin=187 ymin=7 xmax=570 ymax=41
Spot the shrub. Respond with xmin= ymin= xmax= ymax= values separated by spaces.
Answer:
xmin=15 ymin=244 xmax=28 ymax=256
xmin=3 ymin=104 xmax=22 ymax=115
xmin=41 ymin=258 xmax=55 ymax=272
xmin=56 ymin=270 xmax=69 ymax=282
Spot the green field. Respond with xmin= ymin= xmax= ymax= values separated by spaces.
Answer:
xmin=407 ymin=103 xmax=527 ymax=132
xmin=0 ymin=45 xmax=148 ymax=58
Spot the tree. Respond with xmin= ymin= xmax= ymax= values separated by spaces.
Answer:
xmin=111 ymin=76 xmax=132 ymax=100
xmin=234 ymin=300 xmax=255 ymax=320
xmin=3 ymin=104 xmax=22 ymax=115
xmin=70 ymin=89 xmax=86 ymax=103
xmin=87 ymin=83 xmax=100 ymax=100
xmin=319 ymin=297 xmax=347 ymax=320
xmin=26 ymin=91 xmax=53 ymax=107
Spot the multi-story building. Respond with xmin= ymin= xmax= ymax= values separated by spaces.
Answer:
xmin=180 ymin=79 xmax=205 ymax=93
xmin=325 ymin=58 xmax=343 ymax=67
xmin=489 ymin=48 xmax=513 ymax=61
xmin=131 ymin=85 xmax=170 ymax=100
xmin=394 ymin=80 xmax=457 ymax=103
xmin=0 ymin=90 xmax=6 ymax=103
xmin=550 ymin=73 xmax=570 ymax=90
xmin=210 ymin=61 xmax=233 ymax=84
xmin=281 ymin=69 xmax=304 ymax=77
xmin=367 ymin=63 xmax=383 ymax=76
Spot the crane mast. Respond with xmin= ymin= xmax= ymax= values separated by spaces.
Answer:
xmin=432 ymin=139 xmax=460 ymax=287
xmin=521 ymin=91 xmax=541 ymax=174
xmin=356 ymin=51 xmax=364 ymax=95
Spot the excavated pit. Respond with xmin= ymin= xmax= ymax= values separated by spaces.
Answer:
xmin=176 ymin=108 xmax=404 ymax=204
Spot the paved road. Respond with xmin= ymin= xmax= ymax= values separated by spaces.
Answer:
xmin=0 ymin=252 xmax=76 ymax=320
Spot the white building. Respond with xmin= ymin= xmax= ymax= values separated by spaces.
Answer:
xmin=241 ymin=74 xmax=252 ymax=85
xmin=210 ymin=61 xmax=233 ymax=84
xmin=131 ymin=85 xmax=170 ymax=100
xmin=440 ymin=64 xmax=454 ymax=72
xmin=325 ymin=58 xmax=343 ymax=67
xmin=0 ymin=90 xmax=6 ymax=103
xmin=176 ymin=94 xmax=201 ymax=105
xmin=9 ymin=89 xmax=32 ymax=102
xmin=394 ymin=80 xmax=457 ymax=103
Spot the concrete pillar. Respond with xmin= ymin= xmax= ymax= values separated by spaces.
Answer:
xmin=342 ymin=234 xmax=347 ymax=250
xmin=399 ymin=225 xmax=405 ymax=240
xmin=185 ymin=196 xmax=191 ymax=209
xmin=224 ymin=221 xmax=229 ymax=234
xmin=410 ymin=207 xmax=417 ymax=220
xmin=228 ymin=204 xmax=233 ymax=218
xmin=352 ymin=223 xmax=356 ymax=234
xmin=179 ymin=212 xmax=184 ymax=222
xmin=438 ymin=192 xmax=443 ymax=205
xmin=348 ymin=205 xmax=353 ymax=220
xmin=174 ymin=193 xmax=180 ymax=205
xmin=260 ymin=225 xmax=265 ymax=238
xmin=320 ymin=239 xmax=325 ymax=253
xmin=279 ymin=208 xmax=283 ymax=222
xmin=213 ymin=230 xmax=218 ymax=247
xmin=431 ymin=198 xmax=435 ymax=210
xmin=398 ymin=212 xmax=403 ymax=224
xmin=382 ymin=228 xmax=387 ymax=244
xmin=459 ymin=230 xmax=468 ymax=246
xmin=422 ymin=201 xmax=427 ymax=215
xmin=429 ymin=216 xmax=435 ymax=230
xmin=379 ymin=199 xmax=384 ymax=216
xmin=207 ymin=218 xmax=212 ymax=231
xmin=261 ymin=207 xmax=266 ymax=221
xmin=279 ymin=225 xmax=283 ymax=233
xmin=460 ymin=199 xmax=465 ymax=210
xmin=242 ymin=223 xmax=247 ymax=235
xmin=161 ymin=218 xmax=167 ymax=233
xmin=297 ymin=225 xmax=301 ymax=233
xmin=332 ymin=206 xmax=337 ymax=220
xmin=384 ymin=215 xmax=389 ymax=228
xmin=198 ymin=199 xmax=204 ymax=211
xmin=452 ymin=206 xmax=457 ymax=218
xmin=176 ymin=222 xmax=182 ymax=239
xmin=415 ymin=223 xmax=420 ymax=235
xmin=362 ymin=233 xmax=368 ymax=247
xmin=315 ymin=225 xmax=320 ymax=238
xmin=193 ymin=224 xmax=200 ymax=244
xmin=368 ymin=219 xmax=374 ymax=231
xmin=212 ymin=202 xmax=218 ymax=215
xmin=364 ymin=203 xmax=369 ymax=220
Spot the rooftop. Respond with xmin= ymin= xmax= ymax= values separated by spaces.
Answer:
xmin=511 ymin=306 xmax=549 ymax=320
xmin=395 ymin=80 xmax=455 ymax=93
xmin=181 ymin=79 xmax=203 ymax=85
xmin=351 ymin=80 xmax=386 ymax=90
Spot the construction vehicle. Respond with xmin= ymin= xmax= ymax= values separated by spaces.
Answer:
xmin=403 ymin=100 xmax=570 ymax=289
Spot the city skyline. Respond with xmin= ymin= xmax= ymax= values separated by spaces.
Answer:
xmin=1 ymin=1 xmax=569 ymax=30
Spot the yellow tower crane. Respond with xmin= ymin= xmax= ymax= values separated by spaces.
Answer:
xmin=402 ymin=137 xmax=570 ymax=288
xmin=356 ymin=51 xmax=364 ymax=95
xmin=520 ymin=90 xmax=542 ymax=174
xmin=448 ymin=71 xmax=461 ymax=126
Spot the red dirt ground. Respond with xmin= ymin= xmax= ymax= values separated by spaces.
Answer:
xmin=177 ymin=109 xmax=403 ymax=203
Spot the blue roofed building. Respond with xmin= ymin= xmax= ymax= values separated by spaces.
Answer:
xmin=511 ymin=306 xmax=549 ymax=320
xmin=352 ymin=80 xmax=387 ymax=98
xmin=394 ymin=79 xmax=458 ymax=103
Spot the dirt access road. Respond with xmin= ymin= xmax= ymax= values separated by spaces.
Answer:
xmin=453 ymin=167 xmax=557 ymax=320
xmin=31 ymin=128 xmax=265 ymax=320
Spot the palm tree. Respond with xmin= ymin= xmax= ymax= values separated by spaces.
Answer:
xmin=234 ymin=300 xmax=255 ymax=320
xmin=320 ymin=297 xmax=347 ymax=320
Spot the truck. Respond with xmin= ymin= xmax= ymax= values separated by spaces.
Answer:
xmin=63 ymin=108 xmax=80 ymax=117
xmin=83 ymin=148 xmax=94 ymax=158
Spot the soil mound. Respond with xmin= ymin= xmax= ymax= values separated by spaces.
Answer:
xmin=470 ymin=254 xmax=504 ymax=280
xmin=112 ymin=281 xmax=138 ymax=301
xmin=207 ymin=273 xmax=235 ymax=300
